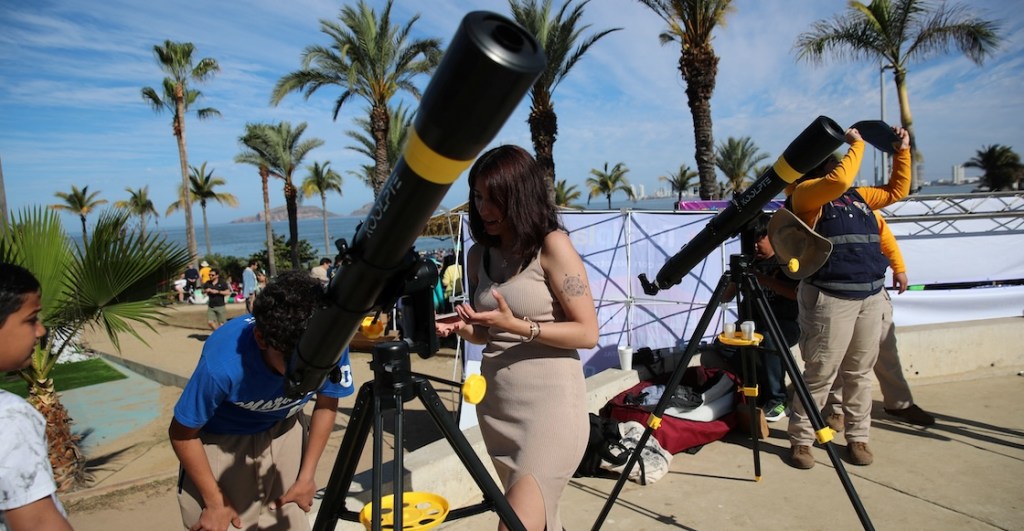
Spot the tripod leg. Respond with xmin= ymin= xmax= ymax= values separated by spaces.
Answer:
xmin=391 ymin=385 xmax=405 ymax=531
xmin=591 ymin=273 xmax=732 ymax=531
xmin=742 ymin=274 xmax=875 ymax=531
xmin=740 ymin=346 xmax=763 ymax=480
xmin=313 ymin=382 xmax=375 ymax=531
xmin=413 ymin=378 xmax=526 ymax=531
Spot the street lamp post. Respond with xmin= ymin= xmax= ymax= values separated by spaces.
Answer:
xmin=879 ymin=63 xmax=895 ymax=185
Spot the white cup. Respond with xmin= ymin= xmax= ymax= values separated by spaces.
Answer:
xmin=618 ymin=345 xmax=633 ymax=371
xmin=741 ymin=321 xmax=755 ymax=340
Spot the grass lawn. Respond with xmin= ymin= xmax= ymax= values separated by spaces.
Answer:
xmin=0 ymin=358 xmax=128 ymax=398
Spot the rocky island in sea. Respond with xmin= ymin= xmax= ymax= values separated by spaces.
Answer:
xmin=230 ymin=205 xmax=341 ymax=223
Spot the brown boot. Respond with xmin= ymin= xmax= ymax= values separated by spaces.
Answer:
xmin=847 ymin=441 xmax=874 ymax=466
xmin=789 ymin=445 xmax=815 ymax=469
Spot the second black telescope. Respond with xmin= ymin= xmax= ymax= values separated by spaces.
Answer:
xmin=639 ymin=116 xmax=845 ymax=295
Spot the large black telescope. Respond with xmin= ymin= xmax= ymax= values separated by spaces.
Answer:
xmin=286 ymin=12 xmax=546 ymax=397
xmin=639 ymin=116 xmax=845 ymax=295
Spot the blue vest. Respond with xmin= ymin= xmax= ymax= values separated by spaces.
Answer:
xmin=808 ymin=190 xmax=888 ymax=299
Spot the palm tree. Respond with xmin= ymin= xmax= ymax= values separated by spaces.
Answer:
xmin=345 ymin=101 xmax=414 ymax=190
xmin=1 ymin=207 xmax=191 ymax=491
xmin=233 ymin=122 xmax=323 ymax=269
xmin=659 ymin=163 xmax=698 ymax=205
xmin=114 ymin=186 xmax=159 ymax=239
xmin=301 ymin=161 xmax=344 ymax=256
xmin=715 ymin=136 xmax=769 ymax=195
xmin=167 ymin=162 xmax=238 ymax=257
xmin=586 ymin=162 xmax=635 ymax=209
xmin=509 ymin=0 xmax=621 ymax=198
xmin=141 ymin=40 xmax=220 ymax=262
xmin=795 ymin=0 xmax=1001 ymax=192
xmin=964 ymin=144 xmax=1023 ymax=191
xmin=554 ymin=179 xmax=582 ymax=208
xmin=270 ymin=0 xmax=441 ymax=197
xmin=236 ymin=123 xmax=280 ymax=277
xmin=51 ymin=185 xmax=107 ymax=247
xmin=637 ymin=0 xmax=736 ymax=200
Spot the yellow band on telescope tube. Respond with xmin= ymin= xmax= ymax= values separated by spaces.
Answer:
xmin=403 ymin=127 xmax=475 ymax=184
xmin=773 ymin=156 xmax=802 ymax=184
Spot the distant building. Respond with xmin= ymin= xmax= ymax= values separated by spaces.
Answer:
xmin=952 ymin=164 xmax=965 ymax=184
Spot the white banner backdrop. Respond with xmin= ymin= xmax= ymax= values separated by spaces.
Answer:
xmin=459 ymin=211 xmax=739 ymax=378
xmin=458 ymin=209 xmax=1023 ymax=374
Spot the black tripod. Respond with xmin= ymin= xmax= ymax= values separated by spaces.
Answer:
xmin=592 ymin=254 xmax=875 ymax=531
xmin=312 ymin=340 xmax=525 ymax=531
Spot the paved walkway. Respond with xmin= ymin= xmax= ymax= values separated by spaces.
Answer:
xmin=62 ymin=305 xmax=1023 ymax=530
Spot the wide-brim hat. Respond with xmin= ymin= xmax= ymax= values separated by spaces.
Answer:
xmin=200 ymin=260 xmax=209 ymax=267
xmin=768 ymin=208 xmax=832 ymax=280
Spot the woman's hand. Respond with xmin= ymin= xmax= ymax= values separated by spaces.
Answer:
xmin=456 ymin=290 xmax=516 ymax=331
xmin=435 ymin=313 xmax=465 ymax=338
xmin=845 ymin=127 xmax=862 ymax=144
xmin=892 ymin=127 xmax=910 ymax=151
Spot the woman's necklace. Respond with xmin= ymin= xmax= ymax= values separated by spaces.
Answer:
xmin=497 ymin=248 xmax=520 ymax=278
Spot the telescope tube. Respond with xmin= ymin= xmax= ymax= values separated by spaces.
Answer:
xmin=286 ymin=11 xmax=546 ymax=397
xmin=639 ymin=116 xmax=845 ymax=295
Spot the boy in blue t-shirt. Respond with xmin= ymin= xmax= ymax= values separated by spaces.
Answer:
xmin=170 ymin=270 xmax=354 ymax=531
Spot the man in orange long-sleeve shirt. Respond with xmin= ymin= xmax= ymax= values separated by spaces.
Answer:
xmin=785 ymin=126 xmax=911 ymax=469
xmin=824 ymin=215 xmax=935 ymax=429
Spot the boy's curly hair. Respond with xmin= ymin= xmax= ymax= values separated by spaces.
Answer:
xmin=0 ymin=263 xmax=40 ymax=327
xmin=252 ymin=269 xmax=325 ymax=355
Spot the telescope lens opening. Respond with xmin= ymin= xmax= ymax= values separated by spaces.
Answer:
xmin=490 ymin=23 xmax=524 ymax=53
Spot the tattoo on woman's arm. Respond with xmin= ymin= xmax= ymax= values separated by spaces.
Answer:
xmin=562 ymin=274 xmax=588 ymax=297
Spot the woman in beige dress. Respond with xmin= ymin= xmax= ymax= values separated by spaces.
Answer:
xmin=436 ymin=145 xmax=598 ymax=530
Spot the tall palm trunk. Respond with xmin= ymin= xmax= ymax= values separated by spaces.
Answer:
xmin=682 ymin=48 xmax=720 ymax=200
xmin=370 ymin=104 xmax=390 ymax=197
xmin=606 ymin=194 xmax=612 ymax=209
xmin=284 ymin=180 xmax=300 ymax=269
xmin=139 ymin=214 xmax=147 ymax=241
xmin=201 ymin=200 xmax=212 ymax=257
xmin=894 ymin=69 xmax=919 ymax=192
xmin=173 ymin=87 xmax=199 ymax=261
xmin=528 ymin=92 xmax=558 ymax=203
xmin=320 ymin=192 xmax=330 ymax=257
xmin=260 ymin=166 xmax=276 ymax=277
xmin=79 ymin=214 xmax=89 ymax=247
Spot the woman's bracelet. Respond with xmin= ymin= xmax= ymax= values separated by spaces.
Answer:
xmin=521 ymin=316 xmax=540 ymax=342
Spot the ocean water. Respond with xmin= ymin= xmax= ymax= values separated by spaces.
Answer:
xmin=155 ymin=216 xmax=456 ymax=259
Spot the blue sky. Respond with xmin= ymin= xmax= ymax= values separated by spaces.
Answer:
xmin=2 ymin=0 xmax=1022 ymax=229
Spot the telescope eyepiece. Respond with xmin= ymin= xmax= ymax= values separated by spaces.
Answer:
xmin=490 ymin=23 xmax=524 ymax=52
